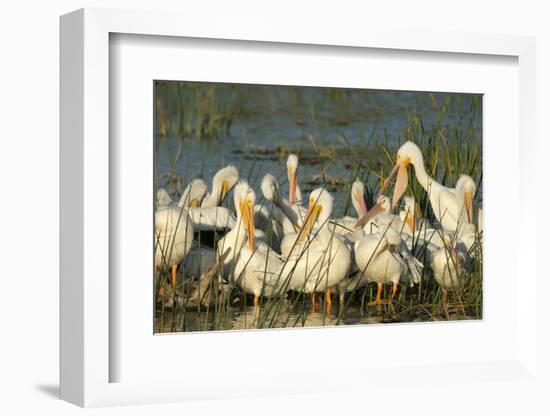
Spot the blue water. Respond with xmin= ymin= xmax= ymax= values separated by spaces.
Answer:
xmin=155 ymin=85 xmax=482 ymax=214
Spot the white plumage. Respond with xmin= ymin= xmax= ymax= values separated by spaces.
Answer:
xmin=201 ymin=165 xmax=239 ymax=208
xmin=352 ymin=226 xmax=423 ymax=305
xmin=178 ymin=178 xmax=208 ymax=208
xmin=382 ymin=141 xmax=476 ymax=233
xmin=217 ymin=181 xmax=290 ymax=305
xmin=285 ymin=188 xmax=351 ymax=304
xmin=154 ymin=205 xmax=194 ymax=287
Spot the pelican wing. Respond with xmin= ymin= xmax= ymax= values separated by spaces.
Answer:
xmin=238 ymin=242 xmax=290 ymax=293
xmin=390 ymin=242 xmax=424 ymax=286
xmin=429 ymin=187 xmax=463 ymax=231
xmin=187 ymin=207 xmax=236 ymax=231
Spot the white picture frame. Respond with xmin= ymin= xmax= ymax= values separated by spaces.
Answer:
xmin=60 ymin=7 xmax=538 ymax=408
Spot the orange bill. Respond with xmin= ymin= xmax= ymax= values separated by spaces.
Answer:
xmin=379 ymin=162 xmax=399 ymax=196
xmin=240 ymin=200 xmax=256 ymax=250
xmin=298 ymin=205 xmax=320 ymax=241
xmin=464 ymin=191 xmax=473 ymax=223
xmin=355 ymin=201 xmax=385 ymax=228
xmin=220 ymin=180 xmax=230 ymax=203
xmin=357 ymin=193 xmax=368 ymax=217
xmin=392 ymin=163 xmax=408 ymax=207
xmin=288 ymin=169 xmax=297 ymax=204
xmin=405 ymin=211 xmax=416 ymax=234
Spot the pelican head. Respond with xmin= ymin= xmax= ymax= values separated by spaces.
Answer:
xmin=299 ymin=187 xmax=333 ymax=240
xmin=233 ymin=180 xmax=256 ymax=250
xmin=350 ymin=180 xmax=368 ymax=217
xmin=455 ymin=175 xmax=476 ymax=223
xmin=355 ymin=195 xmax=391 ymax=228
xmin=179 ymin=178 xmax=208 ymax=208
xmin=286 ymin=154 xmax=299 ymax=204
xmin=261 ymin=173 xmax=281 ymax=204
xmin=380 ymin=141 xmax=423 ymax=207
xmin=213 ymin=165 xmax=239 ymax=204
xmin=156 ymin=188 xmax=173 ymax=206
xmin=400 ymin=196 xmax=419 ymax=233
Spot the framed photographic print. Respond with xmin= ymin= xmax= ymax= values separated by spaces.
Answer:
xmin=60 ymin=7 xmax=538 ymax=408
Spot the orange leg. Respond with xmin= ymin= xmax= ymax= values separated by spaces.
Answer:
xmin=391 ymin=282 xmax=398 ymax=299
xmin=171 ymin=264 xmax=177 ymax=288
xmin=325 ymin=289 xmax=332 ymax=314
xmin=368 ymin=282 xmax=387 ymax=306
xmin=253 ymin=295 xmax=260 ymax=307
xmin=311 ymin=292 xmax=318 ymax=306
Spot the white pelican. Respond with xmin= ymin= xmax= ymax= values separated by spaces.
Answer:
xmin=398 ymin=196 xmax=432 ymax=235
xmin=286 ymin=188 xmax=352 ymax=306
xmin=156 ymin=179 xmax=208 ymax=209
xmin=402 ymin=177 xmax=481 ymax=251
xmin=431 ymin=234 xmax=474 ymax=318
xmin=252 ymin=174 xmax=299 ymax=251
xmin=353 ymin=226 xmax=423 ymax=305
xmin=156 ymin=188 xmax=173 ymax=207
xmin=261 ymin=173 xmax=301 ymax=232
xmin=395 ymin=195 xmax=447 ymax=249
xmin=380 ymin=141 xmax=476 ymax=233
xmin=155 ymin=205 xmax=194 ymax=288
xmin=178 ymin=178 xmax=208 ymax=208
xmin=201 ymin=165 xmax=239 ymax=208
xmin=455 ymin=174 xmax=483 ymax=232
xmin=181 ymin=168 xmax=239 ymax=233
xmin=286 ymin=154 xmax=303 ymax=206
xmin=217 ymin=181 xmax=290 ymax=305
xmin=331 ymin=180 xmax=369 ymax=238
xmin=186 ymin=206 xmax=236 ymax=232
xmin=260 ymin=173 xmax=310 ymax=257
xmin=286 ymin=154 xmax=308 ymax=224
xmin=355 ymin=195 xmax=408 ymax=235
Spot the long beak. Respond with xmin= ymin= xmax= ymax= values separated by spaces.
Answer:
xmin=220 ymin=180 xmax=230 ymax=203
xmin=464 ymin=191 xmax=473 ymax=223
xmin=405 ymin=211 xmax=416 ymax=234
xmin=379 ymin=161 xmax=409 ymax=207
xmin=444 ymin=238 xmax=459 ymax=265
xmin=240 ymin=201 xmax=256 ymax=250
xmin=298 ymin=205 xmax=320 ymax=241
xmin=379 ymin=162 xmax=399 ymax=196
xmin=393 ymin=163 xmax=409 ymax=207
xmin=355 ymin=202 xmax=385 ymax=228
xmin=190 ymin=199 xmax=199 ymax=208
xmin=288 ymin=169 xmax=297 ymax=204
xmin=357 ymin=194 xmax=368 ymax=217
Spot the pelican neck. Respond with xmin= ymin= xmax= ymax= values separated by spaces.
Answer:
xmin=409 ymin=157 xmax=432 ymax=191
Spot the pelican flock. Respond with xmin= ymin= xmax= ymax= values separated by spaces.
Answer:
xmin=154 ymin=141 xmax=482 ymax=324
